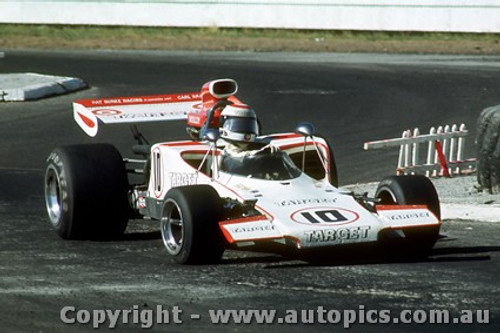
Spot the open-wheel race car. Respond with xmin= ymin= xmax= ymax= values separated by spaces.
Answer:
xmin=44 ymin=79 xmax=441 ymax=264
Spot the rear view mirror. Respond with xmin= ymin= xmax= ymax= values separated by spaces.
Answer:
xmin=295 ymin=122 xmax=316 ymax=137
xmin=203 ymin=128 xmax=220 ymax=143
xmin=294 ymin=122 xmax=327 ymax=176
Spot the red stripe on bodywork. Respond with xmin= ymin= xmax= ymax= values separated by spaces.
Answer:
xmin=220 ymin=226 xmax=235 ymax=244
xmin=219 ymin=215 xmax=268 ymax=225
xmin=75 ymin=92 xmax=201 ymax=107
xmin=375 ymin=205 xmax=427 ymax=211
xmin=160 ymin=141 xmax=204 ymax=147
xmin=76 ymin=112 xmax=95 ymax=128
xmin=219 ymin=215 xmax=270 ymax=244
xmin=266 ymin=133 xmax=302 ymax=140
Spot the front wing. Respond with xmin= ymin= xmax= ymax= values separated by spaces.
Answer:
xmin=218 ymin=205 xmax=440 ymax=249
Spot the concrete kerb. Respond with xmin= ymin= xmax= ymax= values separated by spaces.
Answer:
xmin=0 ymin=73 xmax=87 ymax=102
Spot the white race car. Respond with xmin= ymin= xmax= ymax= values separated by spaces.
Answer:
xmin=44 ymin=79 xmax=441 ymax=264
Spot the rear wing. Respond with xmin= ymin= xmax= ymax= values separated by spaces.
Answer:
xmin=73 ymin=92 xmax=200 ymax=137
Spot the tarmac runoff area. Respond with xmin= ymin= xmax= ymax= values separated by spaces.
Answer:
xmin=0 ymin=63 xmax=497 ymax=223
xmin=343 ymin=175 xmax=500 ymax=223
xmin=0 ymin=72 xmax=87 ymax=101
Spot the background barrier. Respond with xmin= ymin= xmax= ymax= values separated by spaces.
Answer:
xmin=1 ymin=0 xmax=500 ymax=33
xmin=364 ymin=124 xmax=477 ymax=178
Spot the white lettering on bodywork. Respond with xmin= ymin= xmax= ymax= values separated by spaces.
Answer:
xmin=304 ymin=226 xmax=371 ymax=243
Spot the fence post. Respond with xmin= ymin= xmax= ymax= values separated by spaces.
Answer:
xmin=426 ymin=127 xmax=436 ymax=177
xmin=364 ymin=123 xmax=476 ymax=177
xmin=449 ymin=124 xmax=457 ymax=174
xmin=404 ymin=130 xmax=411 ymax=169
xmin=397 ymin=130 xmax=408 ymax=175
xmin=412 ymin=128 xmax=420 ymax=174
xmin=443 ymin=125 xmax=450 ymax=165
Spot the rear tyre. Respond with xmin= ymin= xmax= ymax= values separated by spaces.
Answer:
xmin=44 ymin=144 xmax=130 ymax=240
xmin=476 ymin=106 xmax=500 ymax=194
xmin=375 ymin=175 xmax=441 ymax=255
xmin=161 ymin=185 xmax=225 ymax=264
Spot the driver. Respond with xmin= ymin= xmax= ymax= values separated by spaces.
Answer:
xmin=218 ymin=104 xmax=299 ymax=180
xmin=219 ymin=103 xmax=277 ymax=157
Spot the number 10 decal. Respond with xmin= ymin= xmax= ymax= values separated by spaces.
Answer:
xmin=291 ymin=207 xmax=359 ymax=225
xmin=301 ymin=210 xmax=347 ymax=223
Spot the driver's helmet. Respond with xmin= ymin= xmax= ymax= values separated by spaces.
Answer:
xmin=220 ymin=104 xmax=259 ymax=143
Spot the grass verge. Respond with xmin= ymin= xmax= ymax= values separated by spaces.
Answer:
xmin=1 ymin=24 xmax=500 ymax=54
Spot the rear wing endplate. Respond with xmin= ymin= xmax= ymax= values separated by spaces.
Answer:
xmin=73 ymin=93 xmax=200 ymax=137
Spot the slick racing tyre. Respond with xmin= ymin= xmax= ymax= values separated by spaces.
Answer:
xmin=161 ymin=185 xmax=225 ymax=264
xmin=375 ymin=175 xmax=441 ymax=255
xmin=476 ymin=105 xmax=500 ymax=194
xmin=44 ymin=144 xmax=131 ymax=240
xmin=375 ymin=175 xmax=440 ymax=219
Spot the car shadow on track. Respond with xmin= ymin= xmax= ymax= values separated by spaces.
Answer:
xmin=104 ymin=228 xmax=500 ymax=268
xmin=224 ymin=245 xmax=500 ymax=268
xmin=221 ymin=254 xmax=293 ymax=265
xmin=428 ymin=246 xmax=500 ymax=262
xmin=107 ymin=219 xmax=161 ymax=241
xmin=119 ymin=231 xmax=161 ymax=241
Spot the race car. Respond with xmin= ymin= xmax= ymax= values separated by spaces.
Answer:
xmin=44 ymin=78 xmax=441 ymax=264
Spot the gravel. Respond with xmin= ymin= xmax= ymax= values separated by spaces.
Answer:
xmin=343 ymin=175 xmax=500 ymax=222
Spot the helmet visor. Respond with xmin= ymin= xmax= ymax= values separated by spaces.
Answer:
xmin=223 ymin=117 xmax=259 ymax=135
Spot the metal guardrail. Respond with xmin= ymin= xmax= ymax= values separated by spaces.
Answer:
xmin=364 ymin=124 xmax=477 ymax=177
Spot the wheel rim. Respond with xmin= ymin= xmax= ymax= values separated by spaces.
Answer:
xmin=161 ymin=200 xmax=184 ymax=256
xmin=45 ymin=166 xmax=62 ymax=227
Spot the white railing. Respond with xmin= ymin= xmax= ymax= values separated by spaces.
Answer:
xmin=364 ymin=124 xmax=477 ymax=177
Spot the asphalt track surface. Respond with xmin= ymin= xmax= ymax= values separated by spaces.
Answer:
xmin=1 ymin=50 xmax=499 ymax=332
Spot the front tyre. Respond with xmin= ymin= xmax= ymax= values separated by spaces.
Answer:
xmin=44 ymin=144 xmax=131 ymax=239
xmin=161 ymin=185 xmax=225 ymax=264
xmin=375 ymin=175 xmax=441 ymax=255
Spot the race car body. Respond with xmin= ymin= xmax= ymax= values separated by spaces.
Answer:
xmin=45 ymin=78 xmax=441 ymax=264
xmin=133 ymin=134 xmax=439 ymax=252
